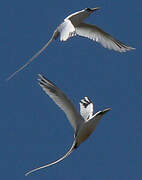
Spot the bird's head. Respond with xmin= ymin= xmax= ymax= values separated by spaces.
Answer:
xmin=85 ymin=7 xmax=100 ymax=13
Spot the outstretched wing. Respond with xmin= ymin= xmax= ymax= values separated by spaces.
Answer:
xmin=25 ymin=140 xmax=76 ymax=176
xmin=80 ymin=96 xmax=94 ymax=120
xmin=76 ymin=23 xmax=135 ymax=52
xmin=38 ymin=74 xmax=84 ymax=131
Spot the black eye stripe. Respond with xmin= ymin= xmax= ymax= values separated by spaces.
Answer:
xmin=81 ymin=97 xmax=91 ymax=103
xmin=80 ymin=97 xmax=93 ymax=109
xmin=80 ymin=101 xmax=91 ymax=108
xmin=81 ymin=99 xmax=89 ymax=104
xmin=85 ymin=8 xmax=92 ymax=12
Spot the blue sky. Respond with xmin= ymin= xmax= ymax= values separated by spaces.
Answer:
xmin=0 ymin=0 xmax=141 ymax=180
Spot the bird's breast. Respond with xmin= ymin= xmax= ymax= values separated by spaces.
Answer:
xmin=75 ymin=125 xmax=94 ymax=147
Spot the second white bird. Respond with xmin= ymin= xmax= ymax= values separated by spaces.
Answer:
xmin=8 ymin=7 xmax=135 ymax=80
xmin=25 ymin=74 xmax=111 ymax=176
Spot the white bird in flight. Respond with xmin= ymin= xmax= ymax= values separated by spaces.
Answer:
xmin=7 ymin=7 xmax=135 ymax=80
xmin=25 ymin=74 xmax=111 ymax=176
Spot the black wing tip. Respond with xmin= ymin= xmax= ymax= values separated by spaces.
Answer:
xmin=37 ymin=74 xmax=57 ymax=88
xmin=38 ymin=74 xmax=50 ymax=88
xmin=119 ymin=47 xmax=135 ymax=53
xmin=114 ymin=39 xmax=136 ymax=52
xmin=82 ymin=96 xmax=92 ymax=103
xmin=120 ymin=45 xmax=136 ymax=52
xmin=127 ymin=46 xmax=136 ymax=51
xmin=38 ymin=73 xmax=49 ymax=83
xmin=38 ymin=73 xmax=46 ymax=81
xmin=38 ymin=73 xmax=45 ymax=83
xmin=80 ymin=96 xmax=92 ymax=108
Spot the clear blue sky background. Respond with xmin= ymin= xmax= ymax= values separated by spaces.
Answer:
xmin=0 ymin=0 xmax=141 ymax=180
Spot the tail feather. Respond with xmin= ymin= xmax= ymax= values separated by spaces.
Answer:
xmin=25 ymin=140 xmax=76 ymax=176
xmin=6 ymin=38 xmax=54 ymax=81
xmin=6 ymin=27 xmax=60 ymax=81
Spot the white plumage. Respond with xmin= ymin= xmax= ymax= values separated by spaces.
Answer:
xmin=25 ymin=74 xmax=111 ymax=176
xmin=59 ymin=19 xmax=76 ymax=41
xmin=80 ymin=96 xmax=94 ymax=120
xmin=7 ymin=7 xmax=135 ymax=80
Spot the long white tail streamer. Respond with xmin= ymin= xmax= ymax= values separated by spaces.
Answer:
xmin=25 ymin=140 xmax=76 ymax=176
xmin=7 ymin=38 xmax=54 ymax=81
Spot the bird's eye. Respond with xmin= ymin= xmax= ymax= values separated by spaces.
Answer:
xmin=85 ymin=8 xmax=92 ymax=12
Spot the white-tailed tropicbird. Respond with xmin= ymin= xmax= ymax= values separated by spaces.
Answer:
xmin=7 ymin=7 xmax=135 ymax=80
xmin=25 ymin=74 xmax=111 ymax=176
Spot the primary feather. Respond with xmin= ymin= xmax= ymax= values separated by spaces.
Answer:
xmin=38 ymin=74 xmax=84 ymax=131
xmin=76 ymin=23 xmax=135 ymax=52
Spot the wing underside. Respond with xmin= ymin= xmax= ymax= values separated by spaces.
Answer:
xmin=76 ymin=23 xmax=135 ymax=52
xmin=38 ymin=74 xmax=84 ymax=130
